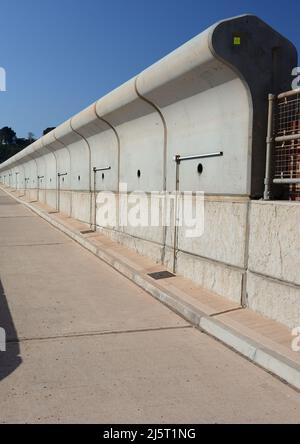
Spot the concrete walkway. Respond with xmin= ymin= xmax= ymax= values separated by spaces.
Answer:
xmin=0 ymin=190 xmax=299 ymax=424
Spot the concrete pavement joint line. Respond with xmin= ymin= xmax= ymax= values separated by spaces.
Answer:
xmin=210 ymin=307 xmax=244 ymax=317
xmin=0 ymin=242 xmax=71 ymax=248
xmin=0 ymin=216 xmax=37 ymax=219
xmin=6 ymin=325 xmax=192 ymax=344
xmin=1 ymin=186 xmax=300 ymax=392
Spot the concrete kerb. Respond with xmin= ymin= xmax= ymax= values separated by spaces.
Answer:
xmin=1 ymin=186 xmax=300 ymax=391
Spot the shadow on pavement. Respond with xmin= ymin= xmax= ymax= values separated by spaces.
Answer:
xmin=0 ymin=278 xmax=22 ymax=381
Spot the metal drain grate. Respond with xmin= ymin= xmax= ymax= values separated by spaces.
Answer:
xmin=148 ymin=271 xmax=175 ymax=280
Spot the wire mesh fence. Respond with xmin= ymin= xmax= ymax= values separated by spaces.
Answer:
xmin=274 ymin=91 xmax=300 ymax=200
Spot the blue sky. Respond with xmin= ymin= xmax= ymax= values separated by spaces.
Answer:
xmin=0 ymin=0 xmax=299 ymax=138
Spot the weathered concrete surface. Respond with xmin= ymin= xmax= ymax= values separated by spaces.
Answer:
xmin=165 ymin=248 xmax=244 ymax=303
xmin=96 ymin=195 xmax=247 ymax=303
xmin=249 ymin=201 xmax=300 ymax=285
xmin=2 ymin=329 xmax=300 ymax=424
xmin=1 ymin=190 xmax=300 ymax=424
xmin=247 ymin=272 xmax=300 ymax=330
xmin=175 ymin=198 xmax=248 ymax=268
xmin=248 ymin=201 xmax=300 ymax=328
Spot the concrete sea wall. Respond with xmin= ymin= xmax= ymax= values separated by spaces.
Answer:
xmin=0 ymin=15 xmax=299 ymax=328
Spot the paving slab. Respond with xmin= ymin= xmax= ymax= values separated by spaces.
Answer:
xmin=1 ymin=188 xmax=300 ymax=423
xmin=1 ymin=329 xmax=300 ymax=424
xmin=0 ymin=215 xmax=67 ymax=247
xmin=0 ymin=241 xmax=187 ymax=340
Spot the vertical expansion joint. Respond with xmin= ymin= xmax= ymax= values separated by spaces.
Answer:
xmin=93 ymin=102 xmax=121 ymax=234
xmin=41 ymin=136 xmax=58 ymax=182
xmin=53 ymin=133 xmax=68 ymax=211
xmin=93 ymin=102 xmax=121 ymax=192
xmin=134 ymin=76 xmax=168 ymax=192
xmin=70 ymin=118 xmax=92 ymax=193
xmin=134 ymin=76 xmax=168 ymax=265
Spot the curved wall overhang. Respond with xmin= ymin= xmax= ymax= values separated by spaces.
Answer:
xmin=0 ymin=15 xmax=297 ymax=197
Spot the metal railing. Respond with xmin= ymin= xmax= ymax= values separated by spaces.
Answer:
xmin=264 ymin=89 xmax=300 ymax=201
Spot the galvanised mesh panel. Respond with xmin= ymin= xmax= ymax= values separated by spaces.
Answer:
xmin=275 ymin=92 xmax=300 ymax=200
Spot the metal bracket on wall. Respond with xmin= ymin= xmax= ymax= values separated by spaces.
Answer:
xmin=10 ymin=172 xmax=20 ymax=193
xmin=19 ymin=177 xmax=30 ymax=198
xmin=33 ymin=175 xmax=45 ymax=203
xmin=92 ymin=166 xmax=111 ymax=232
xmin=57 ymin=172 xmax=68 ymax=212
xmin=172 ymin=151 xmax=224 ymax=274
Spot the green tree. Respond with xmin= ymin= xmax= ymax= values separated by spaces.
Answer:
xmin=43 ymin=127 xmax=56 ymax=136
xmin=0 ymin=126 xmax=36 ymax=163
xmin=0 ymin=127 xmax=16 ymax=145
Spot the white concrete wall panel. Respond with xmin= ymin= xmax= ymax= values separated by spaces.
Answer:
xmin=71 ymin=103 xmax=119 ymax=192
xmin=136 ymin=31 xmax=251 ymax=194
xmin=41 ymin=132 xmax=58 ymax=191
xmin=54 ymin=121 xmax=77 ymax=190
xmin=95 ymin=78 xmax=165 ymax=192
xmin=0 ymin=15 xmax=296 ymax=197
xmin=0 ymin=15 xmax=298 ymax=328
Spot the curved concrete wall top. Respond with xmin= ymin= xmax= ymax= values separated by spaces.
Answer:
xmin=0 ymin=15 xmax=297 ymax=196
